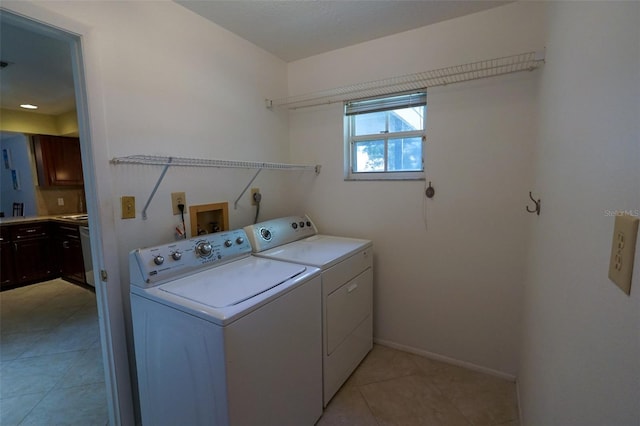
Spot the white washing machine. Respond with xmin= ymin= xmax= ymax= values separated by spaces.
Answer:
xmin=130 ymin=228 xmax=322 ymax=426
xmin=244 ymin=216 xmax=373 ymax=405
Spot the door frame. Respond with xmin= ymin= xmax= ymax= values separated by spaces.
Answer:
xmin=1 ymin=4 xmax=134 ymax=424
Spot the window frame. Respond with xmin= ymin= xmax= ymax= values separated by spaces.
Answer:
xmin=344 ymin=92 xmax=426 ymax=181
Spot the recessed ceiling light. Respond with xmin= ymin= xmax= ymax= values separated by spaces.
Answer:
xmin=20 ymin=104 xmax=38 ymax=110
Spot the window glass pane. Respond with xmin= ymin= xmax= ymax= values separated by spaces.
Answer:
xmin=389 ymin=107 xmax=424 ymax=132
xmin=353 ymin=140 xmax=385 ymax=172
xmin=387 ymin=137 xmax=423 ymax=171
xmin=353 ymin=112 xmax=386 ymax=136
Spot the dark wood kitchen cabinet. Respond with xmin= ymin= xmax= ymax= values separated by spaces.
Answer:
xmin=53 ymin=223 xmax=85 ymax=284
xmin=0 ymin=228 xmax=15 ymax=288
xmin=33 ymin=135 xmax=84 ymax=186
xmin=9 ymin=223 xmax=54 ymax=285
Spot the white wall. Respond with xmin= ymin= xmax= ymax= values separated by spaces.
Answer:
xmin=288 ymin=2 xmax=546 ymax=377
xmin=519 ymin=3 xmax=640 ymax=425
xmin=0 ymin=133 xmax=37 ymax=217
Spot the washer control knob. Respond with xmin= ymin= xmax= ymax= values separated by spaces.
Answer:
xmin=224 ymin=239 xmax=233 ymax=248
xmin=196 ymin=242 xmax=212 ymax=257
xmin=299 ymin=221 xmax=305 ymax=228
xmin=260 ymin=228 xmax=272 ymax=241
xmin=171 ymin=251 xmax=182 ymax=261
xmin=292 ymin=223 xmax=298 ymax=229
xmin=153 ymin=255 xmax=165 ymax=265
xmin=306 ymin=221 xmax=312 ymax=227
xmin=236 ymin=237 xmax=245 ymax=245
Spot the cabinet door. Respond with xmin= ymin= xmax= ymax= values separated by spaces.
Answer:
xmin=33 ymin=135 xmax=84 ymax=186
xmin=13 ymin=236 xmax=52 ymax=283
xmin=57 ymin=224 xmax=85 ymax=284
xmin=0 ymin=238 xmax=15 ymax=288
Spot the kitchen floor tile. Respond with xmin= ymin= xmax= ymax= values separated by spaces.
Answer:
xmin=57 ymin=346 xmax=106 ymax=389
xmin=0 ymin=279 xmax=107 ymax=424
xmin=19 ymin=316 xmax=99 ymax=358
xmin=0 ymin=331 xmax=46 ymax=362
xmin=1 ymin=304 xmax=76 ymax=334
xmin=19 ymin=382 xmax=108 ymax=426
xmin=0 ymin=392 xmax=47 ymax=426
xmin=0 ymin=351 xmax=84 ymax=399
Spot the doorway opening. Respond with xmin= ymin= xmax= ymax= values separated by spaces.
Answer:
xmin=0 ymin=8 xmax=132 ymax=424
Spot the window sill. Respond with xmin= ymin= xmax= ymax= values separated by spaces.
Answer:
xmin=344 ymin=172 xmax=425 ymax=181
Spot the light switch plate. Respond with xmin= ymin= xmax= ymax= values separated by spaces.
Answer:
xmin=608 ymin=214 xmax=639 ymax=295
xmin=121 ymin=196 xmax=135 ymax=219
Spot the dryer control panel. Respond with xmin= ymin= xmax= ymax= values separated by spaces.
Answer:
xmin=244 ymin=215 xmax=317 ymax=252
xmin=130 ymin=229 xmax=252 ymax=287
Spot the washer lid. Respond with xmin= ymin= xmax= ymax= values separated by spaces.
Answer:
xmin=159 ymin=257 xmax=306 ymax=308
xmin=259 ymin=235 xmax=372 ymax=269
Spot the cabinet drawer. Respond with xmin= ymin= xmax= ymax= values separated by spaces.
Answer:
xmin=322 ymin=248 xmax=373 ymax=295
xmin=57 ymin=224 xmax=80 ymax=238
xmin=11 ymin=223 xmax=48 ymax=240
xmin=326 ymin=268 xmax=372 ymax=355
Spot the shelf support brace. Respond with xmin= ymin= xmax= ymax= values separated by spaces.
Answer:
xmin=142 ymin=157 xmax=173 ymax=220
xmin=234 ymin=168 xmax=262 ymax=210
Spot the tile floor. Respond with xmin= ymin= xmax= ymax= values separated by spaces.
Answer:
xmin=0 ymin=279 xmax=108 ymax=425
xmin=317 ymin=345 xmax=520 ymax=426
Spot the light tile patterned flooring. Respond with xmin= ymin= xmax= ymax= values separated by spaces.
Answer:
xmin=0 ymin=279 xmax=107 ymax=425
xmin=318 ymin=345 xmax=520 ymax=426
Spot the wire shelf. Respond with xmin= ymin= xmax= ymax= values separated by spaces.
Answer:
xmin=111 ymin=154 xmax=318 ymax=172
xmin=268 ymin=50 xmax=545 ymax=110
xmin=111 ymin=155 xmax=320 ymax=218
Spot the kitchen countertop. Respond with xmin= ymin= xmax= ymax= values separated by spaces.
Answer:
xmin=0 ymin=214 xmax=89 ymax=227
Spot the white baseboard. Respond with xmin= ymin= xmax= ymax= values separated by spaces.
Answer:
xmin=373 ymin=338 xmax=516 ymax=382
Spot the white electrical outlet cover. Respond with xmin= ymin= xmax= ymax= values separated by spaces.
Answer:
xmin=608 ymin=214 xmax=639 ymax=295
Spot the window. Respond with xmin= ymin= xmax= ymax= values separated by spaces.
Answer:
xmin=345 ymin=92 xmax=426 ymax=180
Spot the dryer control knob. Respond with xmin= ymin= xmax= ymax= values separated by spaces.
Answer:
xmin=224 ymin=240 xmax=233 ymax=248
xmin=196 ymin=242 xmax=212 ymax=256
xmin=292 ymin=223 xmax=298 ymax=229
xmin=299 ymin=221 xmax=305 ymax=228
xmin=236 ymin=237 xmax=245 ymax=245
xmin=153 ymin=255 xmax=165 ymax=265
xmin=171 ymin=251 xmax=182 ymax=261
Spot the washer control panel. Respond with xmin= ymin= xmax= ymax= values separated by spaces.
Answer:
xmin=130 ymin=229 xmax=252 ymax=286
xmin=244 ymin=215 xmax=317 ymax=253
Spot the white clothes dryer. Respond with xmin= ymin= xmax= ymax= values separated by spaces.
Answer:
xmin=130 ymin=228 xmax=322 ymax=426
xmin=244 ymin=216 xmax=373 ymax=405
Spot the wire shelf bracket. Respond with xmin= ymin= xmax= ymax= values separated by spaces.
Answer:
xmin=111 ymin=155 xmax=321 ymax=218
xmin=266 ymin=50 xmax=545 ymax=110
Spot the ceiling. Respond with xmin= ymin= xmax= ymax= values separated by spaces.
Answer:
xmin=0 ymin=18 xmax=76 ymax=116
xmin=0 ymin=1 xmax=509 ymax=117
xmin=176 ymin=1 xmax=510 ymax=62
